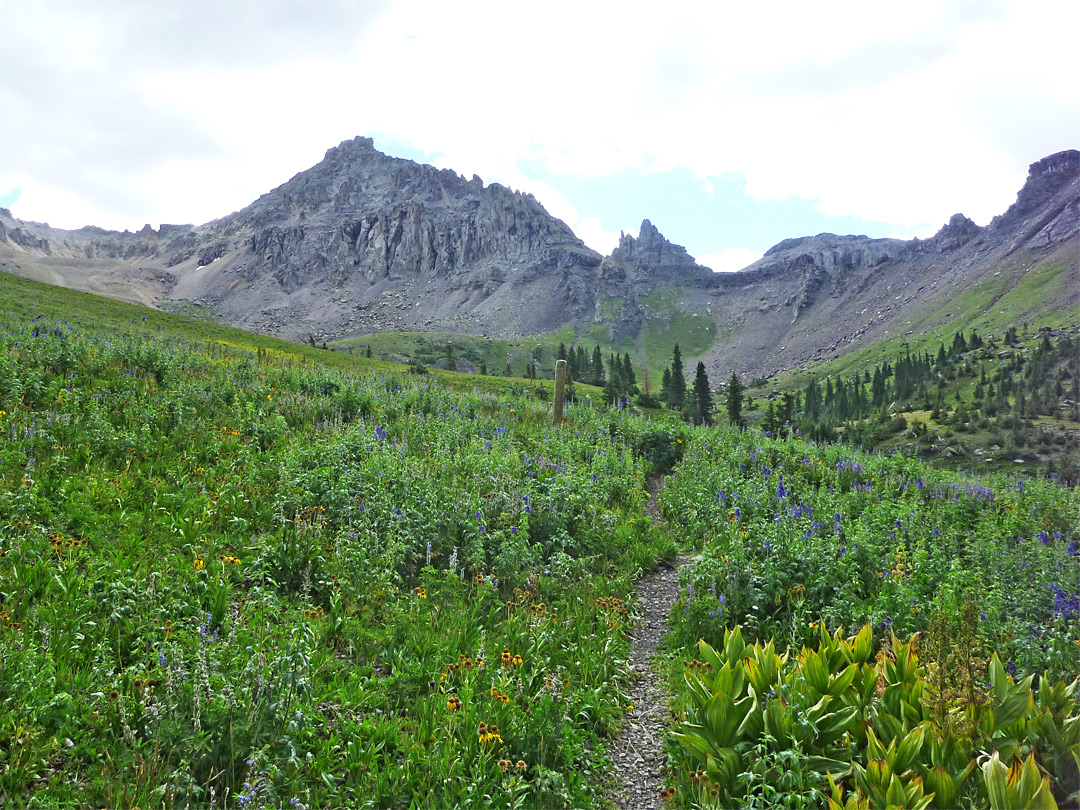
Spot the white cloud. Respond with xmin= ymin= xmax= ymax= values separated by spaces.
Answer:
xmin=697 ymin=248 xmax=764 ymax=274
xmin=2 ymin=0 xmax=1077 ymax=249
xmin=574 ymin=217 xmax=623 ymax=256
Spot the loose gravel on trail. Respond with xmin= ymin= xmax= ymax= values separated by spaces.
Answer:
xmin=606 ymin=475 xmax=688 ymax=810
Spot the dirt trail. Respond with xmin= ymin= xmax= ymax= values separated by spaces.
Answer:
xmin=606 ymin=474 xmax=687 ymax=810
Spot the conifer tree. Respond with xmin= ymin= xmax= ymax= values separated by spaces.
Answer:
xmin=622 ymin=353 xmax=636 ymax=391
xmin=725 ymin=371 xmax=744 ymax=426
xmin=669 ymin=344 xmax=686 ymax=410
xmin=803 ymin=378 xmax=822 ymax=420
xmin=575 ymin=346 xmax=588 ymax=381
xmin=763 ymin=400 xmax=778 ymax=434
xmin=692 ymin=362 xmax=713 ymax=425
xmin=591 ymin=345 xmax=605 ymax=386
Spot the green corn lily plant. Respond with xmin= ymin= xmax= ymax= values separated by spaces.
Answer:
xmin=981 ymin=751 xmax=1058 ymax=810
xmin=673 ymin=623 xmax=1080 ymax=809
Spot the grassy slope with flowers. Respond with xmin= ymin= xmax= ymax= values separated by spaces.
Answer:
xmin=658 ymin=427 xmax=1080 ymax=807
xmin=2 ymin=269 xmax=1079 ymax=808
xmin=0 ymin=272 xmax=682 ymax=808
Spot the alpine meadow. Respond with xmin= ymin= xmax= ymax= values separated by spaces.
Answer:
xmin=0 ymin=261 xmax=1077 ymax=808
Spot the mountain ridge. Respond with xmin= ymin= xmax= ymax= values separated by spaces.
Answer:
xmin=1 ymin=142 xmax=1076 ymax=381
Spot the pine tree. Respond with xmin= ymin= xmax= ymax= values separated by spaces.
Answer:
xmin=669 ymin=344 xmax=686 ymax=410
xmin=590 ymin=345 xmax=605 ymax=386
xmin=622 ymin=353 xmax=637 ymax=392
xmin=445 ymin=342 xmax=457 ymax=371
xmin=763 ymin=401 xmax=778 ymax=434
xmin=803 ymin=378 xmax=822 ymax=420
xmin=725 ymin=371 xmax=744 ymax=426
xmin=365 ymin=345 xmax=373 ymax=359
xmin=661 ymin=367 xmax=672 ymax=404
xmin=692 ymin=362 xmax=713 ymax=425
xmin=604 ymin=364 xmax=623 ymax=405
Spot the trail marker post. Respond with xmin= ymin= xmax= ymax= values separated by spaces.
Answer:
xmin=553 ymin=359 xmax=567 ymax=425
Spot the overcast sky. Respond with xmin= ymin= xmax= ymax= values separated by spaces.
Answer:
xmin=2 ymin=0 xmax=1077 ymax=272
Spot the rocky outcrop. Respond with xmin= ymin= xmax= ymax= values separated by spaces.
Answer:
xmin=929 ymin=213 xmax=981 ymax=252
xmin=1 ymin=140 xmax=1076 ymax=381
xmin=989 ymin=149 xmax=1080 ymax=253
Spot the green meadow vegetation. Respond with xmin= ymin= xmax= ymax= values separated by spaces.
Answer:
xmin=0 ymin=271 xmax=1077 ymax=808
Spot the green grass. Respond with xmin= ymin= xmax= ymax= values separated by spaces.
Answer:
xmin=637 ymin=287 xmax=717 ymax=375
xmin=765 ymin=258 xmax=1073 ymax=392
xmin=333 ymin=326 xmax=577 ymax=376
xmin=0 ymin=271 xmax=1077 ymax=808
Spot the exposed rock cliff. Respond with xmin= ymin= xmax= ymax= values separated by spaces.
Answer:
xmin=1 ymin=141 xmax=1076 ymax=380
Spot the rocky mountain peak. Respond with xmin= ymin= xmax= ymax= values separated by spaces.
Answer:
xmin=610 ymin=218 xmax=701 ymax=275
xmin=991 ymin=149 xmax=1079 ymax=230
xmin=930 ymin=212 xmax=981 ymax=250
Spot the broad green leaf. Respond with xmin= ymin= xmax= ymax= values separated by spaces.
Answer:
xmin=852 ymin=622 xmax=874 ymax=665
xmin=805 ymin=648 xmax=831 ymax=694
xmin=829 ymin=662 xmax=860 ymax=697
xmin=894 ymin=723 xmax=928 ymax=775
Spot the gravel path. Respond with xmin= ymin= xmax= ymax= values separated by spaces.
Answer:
xmin=606 ymin=475 xmax=687 ymax=810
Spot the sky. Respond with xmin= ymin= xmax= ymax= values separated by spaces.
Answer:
xmin=2 ymin=1 xmax=1077 ymax=273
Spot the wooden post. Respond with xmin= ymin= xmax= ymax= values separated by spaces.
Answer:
xmin=553 ymin=359 xmax=567 ymax=425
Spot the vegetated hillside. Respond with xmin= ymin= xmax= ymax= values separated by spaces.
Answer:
xmin=747 ymin=324 xmax=1080 ymax=479
xmin=0 ymin=142 xmax=1076 ymax=383
xmin=0 ymin=277 xmax=1077 ymax=808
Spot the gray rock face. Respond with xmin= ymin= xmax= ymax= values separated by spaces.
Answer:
xmin=0 ymin=140 xmax=1076 ymax=381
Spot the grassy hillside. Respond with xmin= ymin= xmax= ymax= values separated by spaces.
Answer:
xmin=780 ymin=255 xmax=1075 ymax=386
xmin=333 ymin=285 xmax=718 ymax=387
xmin=0 ymin=271 xmax=1077 ymax=808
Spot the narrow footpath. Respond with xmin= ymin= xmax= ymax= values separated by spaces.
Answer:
xmin=606 ymin=474 xmax=688 ymax=810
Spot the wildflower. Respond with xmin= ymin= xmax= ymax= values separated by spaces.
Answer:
xmin=512 ymin=654 xmax=523 ymax=667
xmin=445 ymin=696 xmax=461 ymax=712
xmin=193 ymin=557 xmax=205 ymax=571
xmin=413 ymin=586 xmax=427 ymax=599
xmin=626 ymin=704 xmax=634 ymax=715
xmin=501 ymin=649 xmax=513 ymax=666
xmin=163 ymin=620 xmax=173 ymax=639
xmin=498 ymin=758 xmax=511 ymax=772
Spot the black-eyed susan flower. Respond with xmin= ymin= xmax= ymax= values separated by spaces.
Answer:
xmin=515 ymin=760 xmax=527 ymax=772
xmin=445 ymin=696 xmax=461 ymax=712
xmin=498 ymin=759 xmax=511 ymax=772
xmin=193 ymin=557 xmax=205 ymax=571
